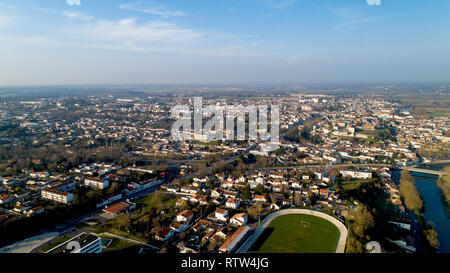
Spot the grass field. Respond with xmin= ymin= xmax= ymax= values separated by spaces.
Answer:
xmin=249 ymin=214 xmax=340 ymax=253
xmin=340 ymin=178 xmax=377 ymax=191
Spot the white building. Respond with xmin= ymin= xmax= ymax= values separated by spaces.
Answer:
xmin=340 ymin=170 xmax=372 ymax=179
xmin=46 ymin=232 xmax=102 ymax=253
xmin=230 ymin=213 xmax=248 ymax=226
xmin=176 ymin=209 xmax=194 ymax=223
xmin=215 ymin=208 xmax=229 ymax=222
xmin=225 ymin=198 xmax=240 ymax=209
xmin=41 ymin=189 xmax=73 ymax=204
xmin=219 ymin=225 xmax=250 ymax=253
xmin=84 ymin=177 xmax=109 ymax=189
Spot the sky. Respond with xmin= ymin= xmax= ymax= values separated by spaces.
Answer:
xmin=0 ymin=0 xmax=449 ymax=86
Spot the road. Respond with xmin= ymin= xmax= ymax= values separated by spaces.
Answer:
xmin=0 ymin=232 xmax=58 ymax=253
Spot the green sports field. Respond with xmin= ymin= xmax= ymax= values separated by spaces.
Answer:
xmin=248 ymin=214 xmax=340 ymax=253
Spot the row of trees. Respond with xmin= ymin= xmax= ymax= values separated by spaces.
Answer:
xmin=437 ymin=166 xmax=450 ymax=205
xmin=399 ymin=170 xmax=423 ymax=213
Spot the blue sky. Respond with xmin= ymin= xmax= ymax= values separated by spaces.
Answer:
xmin=0 ymin=0 xmax=449 ymax=85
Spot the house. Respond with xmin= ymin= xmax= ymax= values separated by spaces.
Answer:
xmin=221 ymin=180 xmax=234 ymax=189
xmin=270 ymin=172 xmax=283 ymax=179
xmin=223 ymin=190 xmax=238 ymax=199
xmin=189 ymin=195 xmax=201 ymax=204
xmin=32 ymin=159 xmax=42 ymax=165
xmin=319 ymin=189 xmax=329 ymax=198
xmin=225 ymin=198 xmax=240 ymax=209
xmin=30 ymin=172 xmax=50 ymax=179
xmin=0 ymin=193 xmax=15 ymax=204
xmin=211 ymin=188 xmax=223 ymax=198
xmin=210 ymin=227 xmax=232 ymax=243
xmin=170 ymin=221 xmax=189 ymax=233
xmin=198 ymin=196 xmax=209 ymax=205
xmin=176 ymin=199 xmax=187 ymax=208
xmin=216 ymin=173 xmax=225 ymax=181
xmin=2 ymin=177 xmax=15 ymax=186
xmin=272 ymin=184 xmax=282 ymax=193
xmin=181 ymin=186 xmax=198 ymax=195
xmin=84 ymin=177 xmax=109 ymax=189
xmin=13 ymin=205 xmax=31 ymax=214
xmin=167 ymin=185 xmax=179 ymax=193
xmin=176 ymin=209 xmax=194 ymax=223
xmin=191 ymin=219 xmax=212 ymax=232
xmin=218 ymin=225 xmax=251 ymax=253
xmin=253 ymin=195 xmax=268 ymax=202
xmin=291 ymin=180 xmax=301 ymax=188
xmin=96 ymin=193 xmax=123 ymax=208
xmin=230 ymin=213 xmax=248 ymax=226
xmin=316 ymin=200 xmax=330 ymax=207
xmin=271 ymin=200 xmax=282 ymax=211
xmin=155 ymin=226 xmax=176 ymax=241
xmin=26 ymin=206 xmax=44 ymax=216
xmin=49 ymin=181 xmax=76 ymax=192
xmin=103 ymin=202 xmax=135 ymax=216
xmin=202 ymin=230 xmax=215 ymax=243
xmin=215 ymin=208 xmax=229 ymax=222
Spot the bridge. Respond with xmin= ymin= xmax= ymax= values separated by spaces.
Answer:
xmin=402 ymin=167 xmax=443 ymax=177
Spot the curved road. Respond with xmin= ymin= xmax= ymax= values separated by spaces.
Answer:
xmin=238 ymin=209 xmax=348 ymax=253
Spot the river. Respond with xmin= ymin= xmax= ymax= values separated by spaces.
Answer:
xmin=410 ymin=164 xmax=450 ymax=253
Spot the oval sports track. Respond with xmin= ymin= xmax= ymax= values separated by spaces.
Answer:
xmin=238 ymin=209 xmax=348 ymax=253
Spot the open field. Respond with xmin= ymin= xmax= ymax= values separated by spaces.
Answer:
xmin=248 ymin=214 xmax=340 ymax=253
xmin=340 ymin=178 xmax=377 ymax=191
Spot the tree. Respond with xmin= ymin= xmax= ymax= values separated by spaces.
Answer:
xmin=437 ymin=167 xmax=450 ymax=205
xmin=423 ymin=224 xmax=439 ymax=252
xmin=346 ymin=236 xmax=364 ymax=253
xmin=247 ymin=203 xmax=263 ymax=220
xmin=352 ymin=205 xmax=375 ymax=240
xmin=399 ymin=170 xmax=423 ymax=212
xmin=240 ymin=186 xmax=252 ymax=201
xmin=255 ymin=184 xmax=264 ymax=194
xmin=293 ymin=191 xmax=303 ymax=207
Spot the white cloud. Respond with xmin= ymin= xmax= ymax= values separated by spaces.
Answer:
xmin=70 ymin=17 xmax=205 ymax=44
xmin=119 ymin=1 xmax=188 ymax=17
xmin=61 ymin=17 xmax=262 ymax=57
xmin=367 ymin=0 xmax=382 ymax=6
xmin=66 ymin=0 xmax=81 ymax=6
xmin=63 ymin=11 xmax=93 ymax=20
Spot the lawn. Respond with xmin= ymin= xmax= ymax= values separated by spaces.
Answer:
xmin=249 ymin=214 xmax=340 ymax=253
xmin=341 ymin=178 xmax=377 ymax=191
xmin=135 ymin=191 xmax=178 ymax=216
